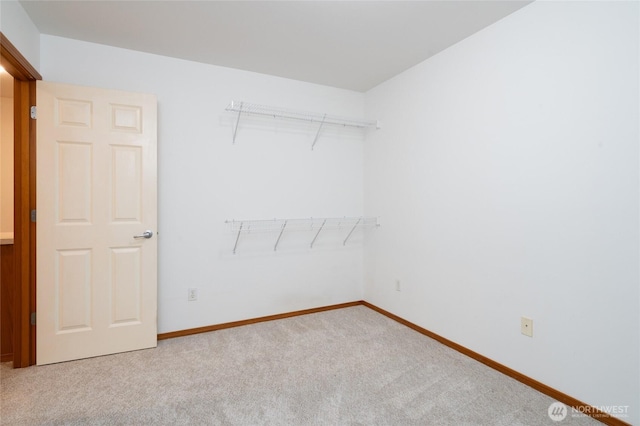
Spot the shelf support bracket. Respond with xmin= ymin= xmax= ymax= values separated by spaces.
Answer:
xmin=310 ymin=219 xmax=327 ymax=248
xmin=343 ymin=217 xmax=362 ymax=246
xmin=232 ymin=222 xmax=243 ymax=254
xmin=274 ymin=220 xmax=288 ymax=251
xmin=232 ymin=102 xmax=243 ymax=144
xmin=311 ymin=114 xmax=327 ymax=150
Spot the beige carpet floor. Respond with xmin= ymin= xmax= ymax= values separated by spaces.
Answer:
xmin=1 ymin=305 xmax=598 ymax=425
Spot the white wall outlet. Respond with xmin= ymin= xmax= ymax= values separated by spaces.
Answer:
xmin=188 ymin=288 xmax=198 ymax=302
xmin=521 ymin=316 xmax=533 ymax=337
xmin=395 ymin=280 xmax=401 ymax=292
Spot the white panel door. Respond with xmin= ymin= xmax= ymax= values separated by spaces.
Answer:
xmin=36 ymin=81 xmax=157 ymax=365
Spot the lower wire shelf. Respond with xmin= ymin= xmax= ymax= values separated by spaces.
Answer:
xmin=225 ymin=216 xmax=379 ymax=254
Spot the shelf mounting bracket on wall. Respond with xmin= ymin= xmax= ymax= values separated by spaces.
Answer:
xmin=232 ymin=221 xmax=243 ymax=254
xmin=310 ymin=219 xmax=327 ymax=248
xmin=231 ymin=101 xmax=243 ymax=144
xmin=274 ymin=220 xmax=288 ymax=251
xmin=343 ymin=217 xmax=362 ymax=246
xmin=311 ymin=114 xmax=327 ymax=151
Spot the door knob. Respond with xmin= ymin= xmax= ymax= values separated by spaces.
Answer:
xmin=133 ymin=230 xmax=154 ymax=239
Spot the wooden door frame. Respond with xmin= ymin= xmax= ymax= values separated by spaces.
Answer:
xmin=1 ymin=33 xmax=41 ymax=367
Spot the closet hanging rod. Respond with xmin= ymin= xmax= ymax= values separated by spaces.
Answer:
xmin=225 ymin=101 xmax=379 ymax=129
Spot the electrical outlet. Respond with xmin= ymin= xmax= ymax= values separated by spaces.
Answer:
xmin=188 ymin=288 xmax=198 ymax=302
xmin=395 ymin=280 xmax=401 ymax=292
xmin=521 ymin=316 xmax=533 ymax=337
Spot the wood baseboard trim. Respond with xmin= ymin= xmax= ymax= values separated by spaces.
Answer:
xmin=1 ymin=353 xmax=13 ymax=363
xmin=361 ymin=301 xmax=630 ymax=426
xmin=157 ymin=301 xmax=363 ymax=340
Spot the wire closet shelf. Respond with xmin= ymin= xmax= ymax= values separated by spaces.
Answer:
xmin=225 ymin=216 xmax=379 ymax=254
xmin=225 ymin=101 xmax=379 ymax=148
xmin=226 ymin=101 xmax=379 ymax=129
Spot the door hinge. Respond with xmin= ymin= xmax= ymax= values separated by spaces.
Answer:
xmin=31 ymin=209 xmax=36 ymax=223
xmin=30 ymin=312 xmax=36 ymax=326
xmin=30 ymin=106 xmax=37 ymax=119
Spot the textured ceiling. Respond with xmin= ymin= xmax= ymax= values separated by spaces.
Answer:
xmin=20 ymin=1 xmax=532 ymax=92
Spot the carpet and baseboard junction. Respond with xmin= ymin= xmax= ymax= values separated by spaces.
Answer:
xmin=0 ymin=303 xmax=621 ymax=425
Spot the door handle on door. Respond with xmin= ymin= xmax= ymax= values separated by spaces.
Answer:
xmin=133 ymin=230 xmax=154 ymax=239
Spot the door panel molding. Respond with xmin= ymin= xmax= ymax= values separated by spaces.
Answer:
xmin=36 ymin=82 xmax=157 ymax=365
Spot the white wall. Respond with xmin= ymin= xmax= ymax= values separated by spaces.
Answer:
xmin=364 ymin=1 xmax=639 ymax=424
xmin=0 ymin=0 xmax=40 ymax=70
xmin=40 ymin=35 xmax=367 ymax=334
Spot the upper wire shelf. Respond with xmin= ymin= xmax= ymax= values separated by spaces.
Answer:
xmin=225 ymin=101 xmax=379 ymax=149
xmin=225 ymin=216 xmax=379 ymax=254
xmin=226 ymin=101 xmax=378 ymax=129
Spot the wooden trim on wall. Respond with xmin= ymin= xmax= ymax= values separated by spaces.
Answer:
xmin=361 ymin=301 xmax=631 ymax=426
xmin=12 ymin=79 xmax=34 ymax=368
xmin=0 ymin=33 xmax=42 ymax=81
xmin=158 ymin=301 xmax=362 ymax=340
xmin=1 ymin=32 xmax=41 ymax=368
